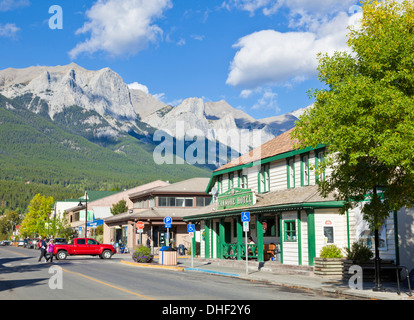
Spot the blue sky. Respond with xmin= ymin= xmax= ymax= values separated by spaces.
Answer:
xmin=0 ymin=0 xmax=362 ymax=120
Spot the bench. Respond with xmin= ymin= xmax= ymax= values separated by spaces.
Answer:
xmin=264 ymin=243 xmax=276 ymax=261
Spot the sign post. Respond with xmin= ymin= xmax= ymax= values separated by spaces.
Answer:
xmin=187 ymin=224 xmax=195 ymax=268
xmin=241 ymin=212 xmax=250 ymax=275
xmin=164 ymin=216 xmax=172 ymax=246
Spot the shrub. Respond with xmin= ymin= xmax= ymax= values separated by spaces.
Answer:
xmin=320 ymin=244 xmax=343 ymax=258
xmin=344 ymin=241 xmax=373 ymax=262
xmin=132 ymin=245 xmax=153 ymax=263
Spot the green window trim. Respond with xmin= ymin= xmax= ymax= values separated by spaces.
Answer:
xmin=300 ymin=153 xmax=310 ymax=187
xmin=217 ymin=175 xmax=223 ymax=194
xmin=238 ymin=170 xmax=248 ymax=189
xmin=286 ymin=157 xmax=295 ymax=189
xmin=258 ymin=163 xmax=270 ymax=194
xmin=284 ymin=220 xmax=297 ymax=242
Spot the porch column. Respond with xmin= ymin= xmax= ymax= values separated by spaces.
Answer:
xmin=256 ymin=213 xmax=264 ymax=262
xmin=307 ymin=209 xmax=316 ymax=266
xmin=219 ymin=218 xmax=225 ymax=259
xmin=236 ymin=215 xmax=243 ymax=260
xmin=204 ymin=219 xmax=210 ymax=259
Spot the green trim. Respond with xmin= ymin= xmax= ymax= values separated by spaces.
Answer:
xmin=314 ymin=148 xmax=325 ymax=184
xmin=205 ymin=144 xmax=326 ymax=193
xmin=394 ymin=211 xmax=400 ymax=266
xmin=257 ymin=214 xmax=264 ymax=262
xmin=237 ymin=215 xmax=243 ymax=260
xmin=279 ymin=214 xmax=283 ymax=264
xmin=297 ymin=211 xmax=302 ymax=266
xmin=346 ymin=209 xmax=350 ymax=249
xmin=204 ymin=220 xmax=210 ymax=259
xmin=192 ymin=231 xmax=196 ymax=258
xmin=219 ymin=219 xmax=225 ymax=259
xmin=307 ymin=209 xmax=316 ymax=266
xmin=283 ymin=220 xmax=297 ymax=242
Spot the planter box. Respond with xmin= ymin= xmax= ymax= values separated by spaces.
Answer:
xmin=314 ymin=258 xmax=344 ymax=277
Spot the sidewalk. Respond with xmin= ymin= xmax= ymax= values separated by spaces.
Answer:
xmin=117 ymin=254 xmax=413 ymax=300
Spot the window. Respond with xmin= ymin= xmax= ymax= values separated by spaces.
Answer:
xmin=284 ymin=220 xmax=297 ymax=242
xmin=88 ymin=239 xmax=98 ymax=245
xmin=287 ymin=157 xmax=295 ymax=189
xmin=77 ymin=239 xmax=86 ymax=245
xmin=238 ymin=170 xmax=248 ymax=189
xmin=301 ymin=153 xmax=310 ymax=186
xmin=196 ymin=197 xmax=212 ymax=207
xmin=324 ymin=226 xmax=334 ymax=244
xmin=228 ymin=172 xmax=234 ymax=189
xmin=217 ymin=175 xmax=223 ymax=194
xmin=315 ymin=149 xmax=325 ymax=184
xmin=258 ymin=163 xmax=270 ymax=193
xmin=158 ymin=197 xmax=194 ymax=207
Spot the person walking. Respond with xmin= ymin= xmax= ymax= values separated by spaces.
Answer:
xmin=46 ymin=240 xmax=55 ymax=263
xmin=38 ymin=237 xmax=47 ymax=263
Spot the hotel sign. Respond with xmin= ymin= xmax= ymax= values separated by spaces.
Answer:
xmin=217 ymin=188 xmax=256 ymax=210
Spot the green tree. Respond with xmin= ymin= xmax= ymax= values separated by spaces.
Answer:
xmin=20 ymin=194 xmax=54 ymax=237
xmin=293 ymin=0 xmax=414 ymax=290
xmin=293 ymin=0 xmax=414 ymax=231
xmin=110 ymin=199 xmax=128 ymax=216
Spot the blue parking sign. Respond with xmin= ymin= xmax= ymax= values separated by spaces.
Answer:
xmin=164 ymin=216 xmax=172 ymax=228
xmin=187 ymin=224 xmax=195 ymax=233
xmin=241 ymin=212 xmax=250 ymax=222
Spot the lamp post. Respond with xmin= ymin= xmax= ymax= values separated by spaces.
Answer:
xmin=78 ymin=192 xmax=88 ymax=238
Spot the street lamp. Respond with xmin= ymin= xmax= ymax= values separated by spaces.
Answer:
xmin=78 ymin=191 xmax=88 ymax=238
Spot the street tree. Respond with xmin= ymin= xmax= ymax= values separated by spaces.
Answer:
xmin=292 ymin=0 xmax=414 ymax=290
xmin=110 ymin=199 xmax=128 ymax=216
xmin=20 ymin=194 xmax=54 ymax=237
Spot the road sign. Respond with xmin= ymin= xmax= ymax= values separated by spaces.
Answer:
xmin=136 ymin=221 xmax=145 ymax=230
xmin=189 ymin=232 xmax=194 ymax=238
xmin=164 ymin=216 xmax=172 ymax=228
xmin=187 ymin=224 xmax=195 ymax=233
xmin=243 ymin=221 xmax=249 ymax=232
xmin=241 ymin=212 xmax=250 ymax=222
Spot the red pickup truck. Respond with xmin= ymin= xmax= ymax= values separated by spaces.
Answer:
xmin=53 ymin=238 xmax=116 ymax=260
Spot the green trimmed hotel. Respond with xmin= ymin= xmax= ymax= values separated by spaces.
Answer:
xmin=183 ymin=128 xmax=401 ymax=268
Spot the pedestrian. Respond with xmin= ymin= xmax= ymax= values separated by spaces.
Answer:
xmin=146 ymin=236 xmax=151 ymax=249
xmin=46 ymin=240 xmax=55 ymax=263
xmin=38 ymin=236 xmax=47 ymax=263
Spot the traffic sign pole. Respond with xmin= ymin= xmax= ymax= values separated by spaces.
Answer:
xmin=241 ymin=212 xmax=250 ymax=275
xmin=187 ymin=224 xmax=195 ymax=268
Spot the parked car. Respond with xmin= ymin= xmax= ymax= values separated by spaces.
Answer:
xmin=53 ymin=238 xmax=67 ymax=245
xmin=53 ymin=238 xmax=116 ymax=260
xmin=1 ymin=240 xmax=11 ymax=246
xmin=17 ymin=240 xmax=24 ymax=247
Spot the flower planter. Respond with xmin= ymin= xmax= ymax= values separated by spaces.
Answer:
xmin=313 ymin=257 xmax=344 ymax=278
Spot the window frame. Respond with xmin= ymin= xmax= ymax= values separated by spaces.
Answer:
xmin=284 ymin=220 xmax=297 ymax=242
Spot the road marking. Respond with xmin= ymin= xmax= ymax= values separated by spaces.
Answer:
xmin=0 ymin=248 xmax=27 ymax=257
xmin=61 ymin=267 xmax=156 ymax=300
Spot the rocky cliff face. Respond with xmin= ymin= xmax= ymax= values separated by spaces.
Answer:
xmin=0 ymin=63 xmax=306 ymax=166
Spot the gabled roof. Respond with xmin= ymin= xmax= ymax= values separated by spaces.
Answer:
xmin=129 ymin=178 xmax=210 ymax=199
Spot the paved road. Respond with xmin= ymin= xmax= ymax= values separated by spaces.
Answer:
xmin=0 ymin=246 xmax=347 ymax=301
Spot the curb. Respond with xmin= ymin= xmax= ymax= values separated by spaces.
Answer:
xmin=185 ymin=267 xmax=240 ymax=277
xmin=120 ymin=260 xmax=185 ymax=271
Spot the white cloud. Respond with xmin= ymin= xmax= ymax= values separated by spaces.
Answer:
xmin=128 ymin=82 xmax=149 ymax=94
xmin=69 ymin=0 xmax=172 ymax=59
xmin=0 ymin=23 xmax=19 ymax=38
xmin=226 ymin=11 xmax=362 ymax=88
xmin=0 ymin=0 xmax=30 ymax=12
xmin=252 ymin=88 xmax=279 ymax=113
xmin=223 ymin=0 xmax=358 ymax=17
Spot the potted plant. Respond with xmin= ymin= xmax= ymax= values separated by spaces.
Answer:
xmin=342 ymin=241 xmax=374 ymax=281
xmin=314 ymin=244 xmax=344 ymax=277
xmin=132 ymin=245 xmax=154 ymax=263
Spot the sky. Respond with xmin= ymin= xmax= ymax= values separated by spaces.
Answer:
xmin=0 ymin=0 xmax=363 ymax=120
